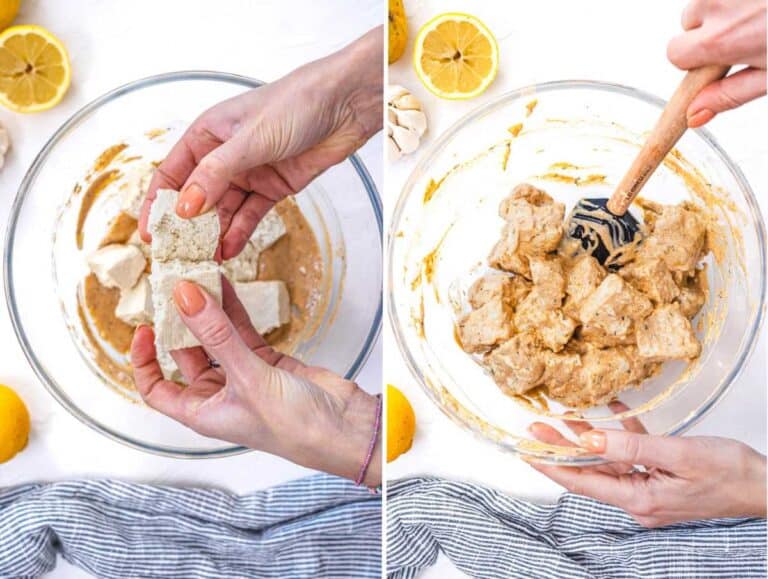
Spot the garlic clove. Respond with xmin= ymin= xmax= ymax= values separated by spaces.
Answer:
xmin=391 ymin=124 xmax=420 ymax=155
xmin=394 ymin=109 xmax=427 ymax=137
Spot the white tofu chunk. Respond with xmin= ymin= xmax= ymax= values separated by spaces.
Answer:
xmin=87 ymin=244 xmax=146 ymax=291
xmin=149 ymin=189 xmax=220 ymax=262
xmin=150 ymin=260 xmax=222 ymax=351
xmin=250 ymin=208 xmax=286 ymax=252
xmin=115 ymin=274 xmax=153 ymax=326
xmin=118 ymin=160 xmax=154 ymax=219
xmin=127 ymin=228 xmax=151 ymax=258
xmin=156 ymin=348 xmax=182 ymax=382
xmin=235 ymin=280 xmax=290 ymax=335
xmin=222 ymin=241 xmax=261 ymax=282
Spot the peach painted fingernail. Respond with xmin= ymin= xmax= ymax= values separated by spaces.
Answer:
xmin=173 ymin=281 xmax=206 ymax=316
xmin=176 ymin=184 xmax=206 ymax=218
xmin=687 ymin=108 xmax=715 ymax=128
xmin=579 ymin=430 xmax=607 ymax=452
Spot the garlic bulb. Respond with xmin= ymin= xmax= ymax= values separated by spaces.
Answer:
xmin=387 ymin=85 xmax=427 ymax=161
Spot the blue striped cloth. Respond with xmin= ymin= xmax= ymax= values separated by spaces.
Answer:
xmin=387 ymin=477 xmax=766 ymax=579
xmin=0 ymin=474 xmax=380 ymax=578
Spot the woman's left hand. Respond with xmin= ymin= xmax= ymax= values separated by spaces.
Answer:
xmin=528 ymin=402 xmax=766 ymax=527
xmin=131 ymin=278 xmax=381 ymax=486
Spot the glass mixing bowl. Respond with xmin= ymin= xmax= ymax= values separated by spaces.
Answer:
xmin=5 ymin=71 xmax=382 ymax=458
xmin=389 ymin=80 xmax=766 ymax=465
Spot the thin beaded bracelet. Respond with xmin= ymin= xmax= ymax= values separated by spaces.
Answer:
xmin=355 ymin=394 xmax=382 ymax=486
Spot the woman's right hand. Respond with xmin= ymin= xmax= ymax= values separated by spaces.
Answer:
xmin=138 ymin=27 xmax=383 ymax=260
xmin=668 ymin=0 xmax=766 ymax=127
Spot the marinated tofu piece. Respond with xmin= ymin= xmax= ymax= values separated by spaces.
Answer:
xmin=115 ymin=274 xmax=153 ymax=326
xmin=497 ymin=184 xmax=565 ymax=253
xmin=621 ymin=258 xmax=679 ymax=304
xmin=637 ymin=304 xmax=701 ymax=361
xmin=514 ymin=258 xmax=576 ymax=351
xmin=87 ymin=244 xmax=146 ymax=291
xmin=149 ymin=189 xmax=220 ymax=262
xmin=579 ymin=274 xmax=653 ymax=339
xmin=548 ymin=346 xmax=649 ymax=408
xmin=676 ymin=267 xmax=708 ymax=319
xmin=485 ymin=333 xmax=546 ymax=395
xmin=564 ymin=255 xmax=606 ymax=317
xmin=235 ymin=280 xmax=290 ymax=335
xmin=488 ymin=184 xmax=565 ymax=277
xmin=537 ymin=310 xmax=578 ymax=352
xmin=468 ymin=273 xmax=530 ymax=309
xmin=458 ymin=299 xmax=513 ymax=353
xmin=639 ymin=204 xmax=707 ymax=272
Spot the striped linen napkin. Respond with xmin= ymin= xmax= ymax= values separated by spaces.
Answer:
xmin=387 ymin=477 xmax=766 ymax=579
xmin=0 ymin=474 xmax=381 ymax=579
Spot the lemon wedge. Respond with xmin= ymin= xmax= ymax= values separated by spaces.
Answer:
xmin=0 ymin=24 xmax=71 ymax=113
xmin=413 ymin=12 xmax=498 ymax=100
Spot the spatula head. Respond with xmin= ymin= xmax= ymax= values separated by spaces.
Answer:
xmin=564 ymin=198 xmax=643 ymax=270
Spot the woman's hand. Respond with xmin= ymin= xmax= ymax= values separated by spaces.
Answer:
xmin=528 ymin=403 xmax=766 ymax=528
xmin=667 ymin=0 xmax=766 ymax=127
xmin=138 ymin=27 xmax=383 ymax=260
xmin=130 ymin=279 xmax=381 ymax=486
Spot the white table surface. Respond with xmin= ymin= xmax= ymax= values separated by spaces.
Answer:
xmin=386 ymin=2 xmax=766 ymax=574
xmin=0 ymin=1 xmax=382 ymax=577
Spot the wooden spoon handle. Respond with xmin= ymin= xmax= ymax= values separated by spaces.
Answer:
xmin=607 ymin=64 xmax=730 ymax=215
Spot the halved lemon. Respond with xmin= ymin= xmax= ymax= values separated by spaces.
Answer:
xmin=413 ymin=12 xmax=498 ymax=100
xmin=0 ymin=25 xmax=70 ymax=113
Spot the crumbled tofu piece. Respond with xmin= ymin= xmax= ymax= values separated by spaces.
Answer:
xmin=639 ymin=204 xmax=707 ymax=272
xmin=621 ymin=258 xmax=679 ymax=304
xmin=234 ymin=280 xmax=290 ymax=335
xmin=564 ymin=255 xmax=606 ymax=315
xmin=484 ymin=333 xmax=545 ymax=395
xmin=222 ymin=241 xmax=261 ymax=282
xmin=128 ymin=228 xmax=151 ymax=258
xmin=579 ymin=274 xmax=653 ymax=338
xmin=150 ymin=260 xmax=222 ymax=351
xmin=250 ymin=208 xmax=287 ymax=252
xmin=149 ymin=189 xmax=220 ymax=262
xmin=87 ymin=244 xmax=146 ymax=291
xmin=118 ymin=161 xmax=154 ymax=219
xmin=637 ymin=304 xmax=701 ymax=361
xmin=458 ymin=299 xmax=513 ymax=353
xmin=115 ymin=274 xmax=153 ymax=326
xmin=488 ymin=184 xmax=564 ymax=277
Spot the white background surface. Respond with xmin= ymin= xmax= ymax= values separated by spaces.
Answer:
xmin=386 ymin=1 xmax=766 ymax=576
xmin=0 ymin=1 xmax=382 ymax=577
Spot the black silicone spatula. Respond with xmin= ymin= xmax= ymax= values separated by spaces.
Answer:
xmin=564 ymin=64 xmax=730 ymax=269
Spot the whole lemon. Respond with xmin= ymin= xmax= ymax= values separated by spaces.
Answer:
xmin=0 ymin=0 xmax=19 ymax=31
xmin=0 ymin=384 xmax=30 ymax=463
xmin=388 ymin=0 xmax=407 ymax=64
xmin=386 ymin=384 xmax=415 ymax=462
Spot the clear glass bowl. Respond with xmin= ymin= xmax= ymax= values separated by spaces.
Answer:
xmin=5 ymin=71 xmax=382 ymax=458
xmin=388 ymin=81 xmax=766 ymax=465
